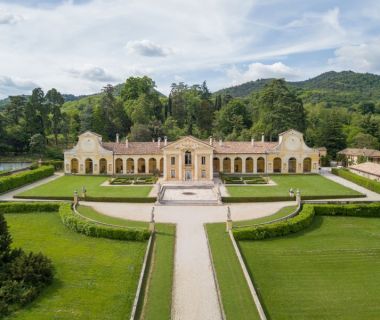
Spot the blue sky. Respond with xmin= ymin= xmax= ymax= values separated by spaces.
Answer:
xmin=0 ymin=0 xmax=379 ymax=98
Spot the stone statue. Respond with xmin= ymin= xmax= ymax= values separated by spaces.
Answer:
xmin=227 ymin=206 xmax=231 ymax=221
xmin=150 ymin=207 xmax=155 ymax=223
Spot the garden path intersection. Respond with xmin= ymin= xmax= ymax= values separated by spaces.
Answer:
xmin=1 ymin=170 xmax=380 ymax=319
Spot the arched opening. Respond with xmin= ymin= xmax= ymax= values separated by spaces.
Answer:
xmin=138 ymin=158 xmax=145 ymax=173
xmin=303 ymin=157 xmax=312 ymax=173
xmin=273 ymin=157 xmax=282 ymax=173
xmin=223 ymin=157 xmax=231 ymax=173
xmin=246 ymin=157 xmax=254 ymax=173
xmin=115 ymin=158 xmax=123 ymax=174
xmin=288 ymin=157 xmax=297 ymax=173
xmin=257 ymin=157 xmax=265 ymax=173
xmin=234 ymin=157 xmax=242 ymax=173
xmin=71 ymin=158 xmax=78 ymax=174
xmin=213 ymin=157 xmax=220 ymax=172
xmin=85 ymin=158 xmax=93 ymax=174
xmin=185 ymin=151 xmax=192 ymax=165
xmin=159 ymin=158 xmax=164 ymax=174
xmin=99 ymin=158 xmax=107 ymax=174
xmin=149 ymin=158 xmax=157 ymax=173
xmin=126 ymin=158 xmax=134 ymax=174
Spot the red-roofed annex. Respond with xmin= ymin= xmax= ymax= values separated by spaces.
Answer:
xmin=64 ymin=129 xmax=321 ymax=181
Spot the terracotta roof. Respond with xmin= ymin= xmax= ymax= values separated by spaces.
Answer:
xmin=338 ymin=148 xmax=380 ymax=158
xmin=102 ymin=142 xmax=162 ymax=155
xmin=349 ymin=162 xmax=380 ymax=177
xmin=213 ymin=141 xmax=278 ymax=154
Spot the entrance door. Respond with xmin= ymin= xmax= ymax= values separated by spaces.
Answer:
xmin=185 ymin=169 xmax=192 ymax=181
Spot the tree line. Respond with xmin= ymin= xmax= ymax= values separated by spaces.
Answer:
xmin=1 ymin=76 xmax=380 ymax=160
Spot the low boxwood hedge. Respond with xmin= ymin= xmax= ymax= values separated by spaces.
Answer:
xmin=223 ymin=194 xmax=365 ymax=203
xmin=13 ymin=195 xmax=156 ymax=203
xmin=233 ymin=202 xmax=380 ymax=241
xmin=233 ymin=204 xmax=315 ymax=240
xmin=0 ymin=202 xmax=60 ymax=213
xmin=59 ymin=204 xmax=150 ymax=241
xmin=0 ymin=166 xmax=54 ymax=194
xmin=332 ymin=168 xmax=380 ymax=194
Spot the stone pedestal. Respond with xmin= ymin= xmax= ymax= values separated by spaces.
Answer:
xmin=149 ymin=221 xmax=155 ymax=233
xmin=226 ymin=219 xmax=232 ymax=232
xmin=73 ymin=191 xmax=79 ymax=206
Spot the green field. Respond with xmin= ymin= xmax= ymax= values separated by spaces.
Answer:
xmin=76 ymin=206 xmax=175 ymax=320
xmin=239 ymin=215 xmax=380 ymax=319
xmin=16 ymin=175 xmax=152 ymax=199
xmin=5 ymin=211 xmax=146 ymax=320
xmin=206 ymin=223 xmax=260 ymax=320
xmin=233 ymin=205 xmax=297 ymax=227
xmin=227 ymin=175 xmax=362 ymax=198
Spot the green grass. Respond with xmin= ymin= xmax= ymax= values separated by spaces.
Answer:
xmin=233 ymin=205 xmax=297 ymax=227
xmin=238 ymin=215 xmax=380 ymax=319
xmin=75 ymin=206 xmax=175 ymax=320
xmin=5 ymin=211 xmax=146 ymax=320
xmin=206 ymin=223 xmax=260 ymax=320
xmin=227 ymin=174 xmax=361 ymax=198
xmin=77 ymin=205 xmax=148 ymax=229
xmin=17 ymin=175 xmax=152 ymax=198
xmin=139 ymin=224 xmax=175 ymax=319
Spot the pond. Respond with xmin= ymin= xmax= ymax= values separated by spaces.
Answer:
xmin=0 ymin=162 xmax=32 ymax=172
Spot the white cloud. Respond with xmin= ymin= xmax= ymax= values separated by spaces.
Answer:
xmin=329 ymin=41 xmax=380 ymax=72
xmin=67 ymin=66 xmax=118 ymax=82
xmin=126 ymin=40 xmax=173 ymax=57
xmin=0 ymin=9 xmax=23 ymax=24
xmin=0 ymin=76 xmax=38 ymax=95
xmin=226 ymin=62 xmax=300 ymax=86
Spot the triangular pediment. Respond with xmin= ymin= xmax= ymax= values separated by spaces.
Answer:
xmin=163 ymin=135 xmax=214 ymax=151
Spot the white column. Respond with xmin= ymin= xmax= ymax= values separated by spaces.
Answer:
xmin=209 ymin=154 xmax=213 ymax=180
xmin=163 ymin=156 xmax=167 ymax=180
xmin=134 ymin=158 xmax=138 ymax=174
xmin=145 ymin=157 xmax=149 ymax=174
xmin=254 ymin=157 xmax=257 ymax=174
xmin=179 ymin=153 xmax=183 ymax=180
xmin=194 ymin=153 xmax=198 ymax=180
xmin=242 ymin=157 xmax=246 ymax=174
xmin=232 ymin=157 xmax=235 ymax=173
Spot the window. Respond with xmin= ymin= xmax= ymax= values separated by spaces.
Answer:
xmin=185 ymin=151 xmax=192 ymax=165
xmin=201 ymin=170 xmax=206 ymax=178
xmin=201 ymin=156 xmax=206 ymax=165
xmin=171 ymin=169 xmax=176 ymax=178
xmin=171 ymin=157 xmax=175 ymax=165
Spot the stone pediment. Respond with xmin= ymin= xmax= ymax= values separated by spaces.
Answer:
xmin=163 ymin=136 xmax=214 ymax=152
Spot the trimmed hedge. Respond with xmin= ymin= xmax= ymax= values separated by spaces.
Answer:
xmin=233 ymin=204 xmax=315 ymax=240
xmin=0 ymin=166 xmax=54 ymax=194
xmin=0 ymin=202 xmax=60 ymax=213
xmin=332 ymin=168 xmax=380 ymax=194
xmin=59 ymin=204 xmax=150 ymax=241
xmin=233 ymin=202 xmax=380 ymax=241
xmin=14 ymin=195 xmax=156 ymax=203
xmin=223 ymin=194 xmax=365 ymax=203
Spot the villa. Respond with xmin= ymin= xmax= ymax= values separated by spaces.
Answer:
xmin=64 ymin=129 xmax=321 ymax=181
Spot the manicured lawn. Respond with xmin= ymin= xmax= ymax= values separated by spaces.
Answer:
xmin=17 ymin=175 xmax=152 ymax=198
xmin=227 ymin=174 xmax=362 ymax=198
xmin=76 ymin=206 xmax=175 ymax=320
xmin=5 ymin=211 xmax=146 ymax=320
xmin=239 ymin=215 xmax=380 ymax=319
xmin=233 ymin=205 xmax=297 ymax=227
xmin=206 ymin=223 xmax=260 ymax=320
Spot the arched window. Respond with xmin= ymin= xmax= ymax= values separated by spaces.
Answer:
xmin=85 ymin=158 xmax=93 ymax=174
xmin=288 ymin=157 xmax=297 ymax=173
xmin=257 ymin=157 xmax=265 ymax=173
xmin=115 ymin=158 xmax=123 ymax=174
xmin=185 ymin=151 xmax=192 ymax=165
xmin=149 ymin=158 xmax=157 ymax=173
xmin=273 ymin=158 xmax=282 ymax=173
xmin=213 ymin=157 xmax=220 ymax=172
xmin=99 ymin=158 xmax=107 ymax=174
xmin=234 ymin=157 xmax=242 ymax=173
xmin=126 ymin=158 xmax=134 ymax=174
xmin=303 ymin=158 xmax=312 ymax=173
xmin=246 ymin=157 xmax=254 ymax=173
xmin=71 ymin=158 xmax=78 ymax=174
xmin=138 ymin=158 xmax=145 ymax=173
xmin=223 ymin=158 xmax=231 ymax=173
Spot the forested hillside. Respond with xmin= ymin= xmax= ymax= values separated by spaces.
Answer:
xmin=1 ymin=71 xmax=380 ymax=161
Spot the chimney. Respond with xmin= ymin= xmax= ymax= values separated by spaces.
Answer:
xmin=116 ymin=133 xmax=119 ymax=143
xmin=158 ymin=137 xmax=161 ymax=148
xmin=125 ymin=138 xmax=128 ymax=148
xmin=219 ymin=139 xmax=222 ymax=146
xmin=261 ymin=133 xmax=265 ymax=143
xmin=164 ymin=136 xmax=167 ymax=146
xmin=251 ymin=137 xmax=255 ymax=146
xmin=209 ymin=136 xmax=213 ymax=146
